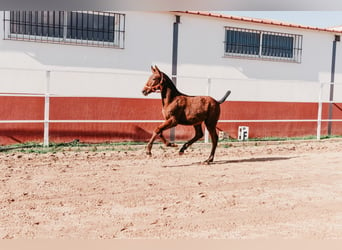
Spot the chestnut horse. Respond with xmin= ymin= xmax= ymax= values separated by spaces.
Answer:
xmin=142 ymin=66 xmax=231 ymax=163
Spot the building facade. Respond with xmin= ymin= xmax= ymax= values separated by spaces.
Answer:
xmin=1 ymin=11 xmax=342 ymax=145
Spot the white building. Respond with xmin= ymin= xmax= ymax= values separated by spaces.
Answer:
xmin=1 ymin=11 xmax=342 ymax=145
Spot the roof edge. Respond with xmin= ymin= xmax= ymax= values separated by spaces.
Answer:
xmin=173 ymin=11 xmax=342 ymax=34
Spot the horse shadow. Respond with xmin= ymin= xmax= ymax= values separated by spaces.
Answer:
xmin=162 ymin=156 xmax=294 ymax=168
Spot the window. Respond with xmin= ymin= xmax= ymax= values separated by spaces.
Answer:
xmin=3 ymin=11 xmax=125 ymax=49
xmin=224 ymin=27 xmax=303 ymax=63
xmin=225 ymin=29 xmax=260 ymax=55
xmin=262 ymin=34 xmax=294 ymax=58
xmin=67 ymin=12 xmax=115 ymax=42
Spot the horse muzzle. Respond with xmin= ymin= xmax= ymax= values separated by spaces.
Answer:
xmin=142 ymin=88 xmax=150 ymax=96
xmin=142 ymin=84 xmax=162 ymax=96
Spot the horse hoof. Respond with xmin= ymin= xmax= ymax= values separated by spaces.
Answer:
xmin=167 ymin=143 xmax=178 ymax=147
xmin=179 ymin=151 xmax=184 ymax=156
xmin=146 ymin=152 xmax=152 ymax=157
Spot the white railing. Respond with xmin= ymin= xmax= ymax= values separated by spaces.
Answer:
xmin=1 ymin=67 xmax=342 ymax=146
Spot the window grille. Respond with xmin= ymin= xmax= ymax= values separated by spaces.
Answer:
xmin=224 ymin=27 xmax=303 ymax=63
xmin=3 ymin=11 xmax=125 ymax=49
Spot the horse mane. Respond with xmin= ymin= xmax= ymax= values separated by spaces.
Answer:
xmin=161 ymin=72 xmax=188 ymax=98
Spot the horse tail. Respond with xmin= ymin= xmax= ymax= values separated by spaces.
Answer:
xmin=217 ymin=90 xmax=231 ymax=104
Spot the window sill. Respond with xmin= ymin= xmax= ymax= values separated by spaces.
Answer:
xmin=223 ymin=54 xmax=301 ymax=64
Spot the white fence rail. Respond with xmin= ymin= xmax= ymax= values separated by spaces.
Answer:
xmin=1 ymin=67 xmax=342 ymax=146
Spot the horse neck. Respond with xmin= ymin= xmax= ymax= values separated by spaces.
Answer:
xmin=161 ymin=75 xmax=182 ymax=107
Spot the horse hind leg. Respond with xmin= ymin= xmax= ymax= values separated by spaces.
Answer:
xmin=204 ymin=122 xmax=219 ymax=164
xmin=179 ymin=124 xmax=203 ymax=155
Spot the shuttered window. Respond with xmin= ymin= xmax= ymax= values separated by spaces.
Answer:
xmin=224 ymin=27 xmax=303 ymax=63
xmin=4 ymin=11 xmax=125 ymax=49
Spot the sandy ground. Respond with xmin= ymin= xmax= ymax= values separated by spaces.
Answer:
xmin=1 ymin=139 xmax=342 ymax=239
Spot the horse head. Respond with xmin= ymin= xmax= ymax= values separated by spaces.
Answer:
xmin=142 ymin=65 xmax=165 ymax=96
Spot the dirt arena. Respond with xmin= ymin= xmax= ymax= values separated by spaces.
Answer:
xmin=1 ymin=139 xmax=342 ymax=239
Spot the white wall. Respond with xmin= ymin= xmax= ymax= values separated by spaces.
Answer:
xmin=1 ymin=11 xmax=342 ymax=102
xmin=0 ymin=11 xmax=174 ymax=72
xmin=176 ymin=13 xmax=342 ymax=82
xmin=0 ymin=11 xmax=174 ymax=97
xmin=173 ymin=13 xmax=342 ymax=103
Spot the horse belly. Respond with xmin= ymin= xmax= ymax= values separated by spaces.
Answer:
xmin=181 ymin=107 xmax=208 ymax=125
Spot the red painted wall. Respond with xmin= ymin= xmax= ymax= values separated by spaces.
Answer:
xmin=0 ymin=96 xmax=44 ymax=144
xmin=1 ymin=96 xmax=342 ymax=145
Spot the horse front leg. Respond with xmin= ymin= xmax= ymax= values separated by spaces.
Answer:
xmin=146 ymin=117 xmax=178 ymax=156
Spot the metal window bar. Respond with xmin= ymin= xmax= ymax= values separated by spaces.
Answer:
xmin=3 ymin=11 xmax=125 ymax=49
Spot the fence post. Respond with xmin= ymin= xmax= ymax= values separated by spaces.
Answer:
xmin=43 ymin=70 xmax=50 ymax=147
xmin=204 ymin=77 xmax=211 ymax=143
xmin=316 ymin=82 xmax=324 ymax=140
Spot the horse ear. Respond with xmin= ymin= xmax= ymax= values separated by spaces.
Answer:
xmin=151 ymin=65 xmax=155 ymax=72
xmin=154 ymin=65 xmax=160 ymax=73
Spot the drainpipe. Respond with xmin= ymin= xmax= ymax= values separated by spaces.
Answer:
xmin=170 ymin=15 xmax=180 ymax=143
xmin=328 ymin=35 xmax=340 ymax=136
